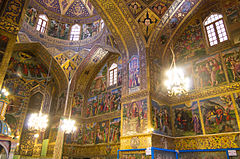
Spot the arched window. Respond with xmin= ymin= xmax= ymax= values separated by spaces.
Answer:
xmin=109 ymin=63 xmax=117 ymax=86
xmin=70 ymin=24 xmax=81 ymax=41
xmin=36 ymin=15 xmax=48 ymax=33
xmin=204 ymin=13 xmax=228 ymax=46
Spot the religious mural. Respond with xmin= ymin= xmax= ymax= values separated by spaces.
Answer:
xmin=86 ymin=62 xmax=122 ymax=117
xmin=48 ymin=20 xmax=70 ymax=40
xmin=151 ymin=1 xmax=169 ymax=18
xmin=89 ymin=64 xmax=107 ymax=97
xmin=25 ymin=6 xmax=37 ymax=27
xmin=193 ymin=54 xmax=226 ymax=89
xmin=174 ymin=19 xmax=206 ymax=62
xmin=234 ymin=92 xmax=240 ymax=119
xmin=122 ymin=99 xmax=148 ymax=136
xmin=7 ymin=51 xmax=49 ymax=81
xmin=179 ymin=151 xmax=227 ymax=159
xmin=81 ymin=20 xmax=100 ymax=40
xmin=96 ymin=120 xmax=109 ymax=144
xmin=223 ymin=0 xmax=240 ymax=25
xmin=71 ymin=92 xmax=83 ymax=118
xmin=128 ymin=2 xmax=143 ymax=16
xmin=83 ymin=123 xmax=96 ymax=145
xmin=65 ymin=125 xmax=83 ymax=145
xmin=173 ymin=101 xmax=202 ymax=137
xmin=129 ymin=56 xmax=140 ymax=93
xmin=222 ymin=47 xmax=240 ymax=82
xmin=152 ymin=100 xmax=171 ymax=136
xmin=137 ymin=10 xmax=158 ymax=41
xmin=200 ymin=95 xmax=238 ymax=134
xmin=109 ymin=118 xmax=120 ymax=143
xmin=0 ymin=34 xmax=9 ymax=63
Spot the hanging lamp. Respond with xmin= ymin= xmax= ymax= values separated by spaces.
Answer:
xmin=164 ymin=45 xmax=190 ymax=96
xmin=27 ymin=57 xmax=53 ymax=131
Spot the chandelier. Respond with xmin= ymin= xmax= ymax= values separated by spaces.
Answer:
xmin=27 ymin=58 xmax=53 ymax=131
xmin=60 ymin=81 xmax=77 ymax=134
xmin=28 ymin=112 xmax=48 ymax=132
xmin=164 ymin=46 xmax=190 ymax=96
xmin=61 ymin=118 xmax=77 ymax=134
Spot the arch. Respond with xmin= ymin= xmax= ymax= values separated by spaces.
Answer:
xmin=13 ymin=42 xmax=68 ymax=91
xmin=149 ymin=0 xmax=204 ymax=63
xmin=90 ymin=0 xmax=145 ymax=58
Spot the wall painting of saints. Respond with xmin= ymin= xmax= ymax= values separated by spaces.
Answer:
xmin=200 ymin=95 xmax=238 ymax=134
xmin=95 ymin=120 xmax=109 ymax=144
xmin=193 ymin=54 xmax=226 ymax=89
xmin=173 ymin=101 xmax=202 ymax=137
xmin=83 ymin=123 xmax=96 ymax=144
xmin=122 ymin=99 xmax=147 ymax=136
xmin=152 ymin=100 xmax=171 ymax=136
xmin=109 ymin=118 xmax=121 ymax=143
xmin=222 ymin=47 xmax=240 ymax=82
xmin=129 ymin=56 xmax=140 ymax=93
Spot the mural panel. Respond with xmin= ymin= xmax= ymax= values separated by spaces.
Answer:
xmin=48 ymin=20 xmax=70 ymax=40
xmin=0 ymin=34 xmax=9 ymax=63
xmin=96 ymin=120 xmax=109 ymax=144
xmin=173 ymin=101 xmax=202 ymax=137
xmin=81 ymin=20 xmax=100 ymax=40
xmin=224 ymin=0 xmax=240 ymax=25
xmin=193 ymin=54 xmax=226 ymax=89
xmin=86 ymin=96 xmax=97 ymax=117
xmin=152 ymin=100 xmax=171 ymax=136
xmin=129 ymin=56 xmax=140 ymax=93
xmin=25 ymin=6 xmax=37 ymax=26
xmin=89 ymin=64 xmax=107 ymax=97
xmin=222 ymin=47 xmax=240 ymax=82
xmin=71 ymin=92 xmax=83 ymax=118
xmin=174 ymin=19 xmax=206 ymax=62
xmin=122 ymin=99 xmax=147 ymax=136
xmin=200 ymin=95 xmax=238 ymax=134
xmin=83 ymin=123 xmax=96 ymax=145
xmin=7 ymin=51 xmax=49 ymax=81
xmin=110 ymin=88 xmax=121 ymax=112
xmin=109 ymin=118 xmax=120 ymax=143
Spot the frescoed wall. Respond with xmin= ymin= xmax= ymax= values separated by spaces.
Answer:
xmin=152 ymin=100 xmax=171 ymax=136
xmin=193 ymin=54 xmax=226 ymax=89
xmin=173 ymin=101 xmax=202 ymax=137
xmin=96 ymin=120 xmax=109 ymax=144
xmin=0 ymin=34 xmax=9 ymax=62
xmin=200 ymin=95 xmax=238 ymax=134
xmin=83 ymin=122 xmax=96 ymax=145
xmin=122 ymin=99 xmax=148 ymax=136
xmin=25 ymin=6 xmax=37 ymax=27
xmin=86 ymin=59 xmax=122 ymax=117
xmin=129 ymin=56 xmax=140 ymax=93
xmin=109 ymin=118 xmax=121 ymax=143
xmin=71 ymin=92 xmax=83 ymax=118
xmin=222 ymin=47 xmax=240 ymax=83
xmin=174 ymin=19 xmax=206 ymax=62
xmin=48 ymin=20 xmax=70 ymax=40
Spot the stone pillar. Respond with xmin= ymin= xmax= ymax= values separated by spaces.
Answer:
xmin=52 ymin=119 xmax=64 ymax=159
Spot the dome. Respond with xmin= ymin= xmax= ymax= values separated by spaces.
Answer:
xmin=29 ymin=0 xmax=100 ymax=24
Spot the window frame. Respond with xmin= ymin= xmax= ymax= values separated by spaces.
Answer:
xmin=36 ymin=14 xmax=48 ymax=33
xmin=70 ymin=24 xmax=81 ymax=41
xmin=109 ymin=63 xmax=118 ymax=86
xmin=204 ymin=13 xmax=229 ymax=47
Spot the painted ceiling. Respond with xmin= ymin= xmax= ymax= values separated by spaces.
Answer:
xmin=34 ymin=0 xmax=97 ymax=18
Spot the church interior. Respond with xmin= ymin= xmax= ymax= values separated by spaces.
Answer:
xmin=0 ymin=0 xmax=240 ymax=158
